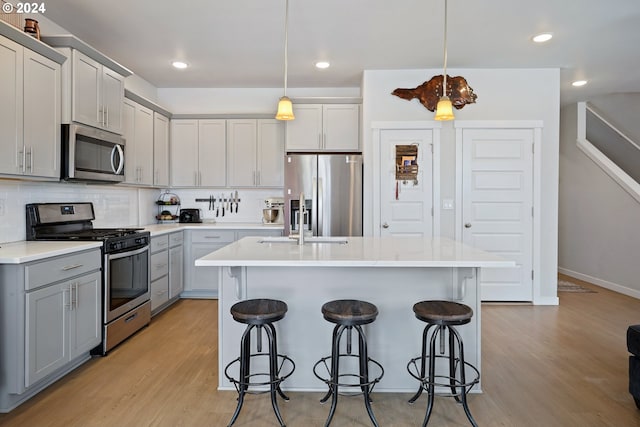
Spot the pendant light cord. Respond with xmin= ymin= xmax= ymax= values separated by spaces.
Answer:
xmin=442 ymin=0 xmax=448 ymax=97
xmin=283 ymin=0 xmax=289 ymax=97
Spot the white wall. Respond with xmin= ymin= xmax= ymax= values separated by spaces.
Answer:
xmin=157 ymin=87 xmax=359 ymax=114
xmin=558 ymin=94 xmax=640 ymax=298
xmin=361 ymin=68 xmax=560 ymax=304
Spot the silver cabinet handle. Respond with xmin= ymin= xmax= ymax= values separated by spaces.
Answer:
xmin=62 ymin=263 xmax=83 ymax=271
xmin=464 ymin=223 xmax=472 ymax=228
xmin=203 ymin=236 xmax=221 ymax=239
xmin=382 ymin=223 xmax=389 ymax=229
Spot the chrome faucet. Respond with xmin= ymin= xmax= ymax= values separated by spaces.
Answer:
xmin=290 ymin=192 xmax=306 ymax=245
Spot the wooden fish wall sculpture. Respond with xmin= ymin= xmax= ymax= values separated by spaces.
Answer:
xmin=392 ymin=75 xmax=477 ymax=112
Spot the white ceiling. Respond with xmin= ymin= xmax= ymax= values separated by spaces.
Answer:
xmin=43 ymin=0 xmax=640 ymax=105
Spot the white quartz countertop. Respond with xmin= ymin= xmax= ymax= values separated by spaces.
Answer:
xmin=195 ymin=236 xmax=515 ymax=268
xmin=0 ymin=241 xmax=103 ymax=264
xmin=143 ymin=222 xmax=283 ymax=236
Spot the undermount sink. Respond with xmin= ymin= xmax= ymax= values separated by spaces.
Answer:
xmin=258 ymin=236 xmax=349 ymax=244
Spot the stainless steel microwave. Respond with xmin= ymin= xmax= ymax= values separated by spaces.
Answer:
xmin=62 ymin=123 xmax=125 ymax=183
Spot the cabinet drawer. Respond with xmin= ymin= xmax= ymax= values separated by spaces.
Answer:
xmin=169 ymin=232 xmax=183 ymax=247
xmin=150 ymin=251 xmax=169 ymax=281
xmin=26 ymin=250 xmax=101 ymax=291
xmin=190 ymin=230 xmax=235 ymax=243
xmin=151 ymin=276 xmax=169 ymax=311
xmin=150 ymin=235 xmax=169 ymax=253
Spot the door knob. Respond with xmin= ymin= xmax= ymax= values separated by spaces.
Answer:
xmin=382 ymin=223 xmax=389 ymax=229
xmin=464 ymin=223 xmax=472 ymax=228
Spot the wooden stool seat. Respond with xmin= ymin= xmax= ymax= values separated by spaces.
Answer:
xmin=413 ymin=300 xmax=473 ymax=325
xmin=322 ymin=299 xmax=378 ymax=326
xmin=231 ymin=299 xmax=288 ymax=325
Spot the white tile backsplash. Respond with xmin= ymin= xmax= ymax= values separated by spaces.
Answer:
xmin=0 ymin=180 xmax=157 ymax=243
xmin=165 ymin=188 xmax=284 ymax=224
xmin=0 ymin=180 xmax=283 ymax=244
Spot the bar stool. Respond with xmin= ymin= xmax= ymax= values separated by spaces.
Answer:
xmin=407 ymin=300 xmax=480 ymax=427
xmin=224 ymin=299 xmax=295 ymax=427
xmin=313 ymin=299 xmax=384 ymax=427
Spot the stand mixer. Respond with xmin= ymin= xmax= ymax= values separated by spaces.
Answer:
xmin=263 ymin=197 xmax=285 ymax=224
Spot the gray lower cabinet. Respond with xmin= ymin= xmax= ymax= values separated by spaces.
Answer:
xmin=168 ymin=233 xmax=184 ymax=298
xmin=0 ymin=248 xmax=101 ymax=412
xmin=150 ymin=232 xmax=183 ymax=315
xmin=183 ymin=228 xmax=283 ymax=299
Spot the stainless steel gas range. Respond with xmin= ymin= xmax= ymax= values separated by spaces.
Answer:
xmin=26 ymin=202 xmax=151 ymax=355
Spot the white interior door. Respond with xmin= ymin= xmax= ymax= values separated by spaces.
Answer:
xmin=461 ymin=128 xmax=534 ymax=301
xmin=380 ymin=129 xmax=434 ymax=237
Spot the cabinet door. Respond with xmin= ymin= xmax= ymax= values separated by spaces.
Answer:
xmin=227 ymin=119 xmax=257 ymax=187
xmin=199 ymin=119 xmax=226 ymax=187
xmin=170 ymin=120 xmax=199 ymax=187
xmin=123 ymin=99 xmax=137 ymax=183
xmin=169 ymin=244 xmax=183 ymax=298
xmin=0 ymin=36 xmax=23 ymax=175
xmin=102 ymin=67 xmax=125 ymax=134
xmin=134 ymin=104 xmax=154 ymax=185
xmin=189 ymin=244 xmax=225 ymax=293
xmin=25 ymin=282 xmax=68 ymax=387
xmin=153 ymin=113 xmax=170 ymax=187
xmin=23 ymin=51 xmax=61 ymax=179
xmin=257 ymin=119 xmax=285 ymax=187
xmin=71 ymin=51 xmax=101 ymax=129
xmin=151 ymin=276 xmax=169 ymax=312
xmin=323 ymin=104 xmax=360 ymax=151
xmin=69 ymin=272 xmax=101 ymax=359
xmin=285 ymin=104 xmax=322 ymax=151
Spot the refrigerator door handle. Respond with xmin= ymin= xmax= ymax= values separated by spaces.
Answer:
xmin=316 ymin=177 xmax=323 ymax=236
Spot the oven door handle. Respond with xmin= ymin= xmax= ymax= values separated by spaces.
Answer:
xmin=107 ymin=245 xmax=148 ymax=260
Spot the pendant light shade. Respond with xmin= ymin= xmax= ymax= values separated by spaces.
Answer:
xmin=434 ymin=0 xmax=454 ymax=121
xmin=434 ymin=96 xmax=454 ymax=121
xmin=275 ymin=0 xmax=295 ymax=120
xmin=276 ymin=96 xmax=294 ymax=120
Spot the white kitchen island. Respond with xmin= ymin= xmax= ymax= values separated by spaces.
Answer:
xmin=195 ymin=236 xmax=513 ymax=393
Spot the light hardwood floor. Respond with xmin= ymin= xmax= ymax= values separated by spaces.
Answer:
xmin=1 ymin=275 xmax=640 ymax=426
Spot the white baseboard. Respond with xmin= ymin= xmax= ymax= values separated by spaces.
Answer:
xmin=534 ymin=296 xmax=559 ymax=305
xmin=558 ymin=267 xmax=640 ymax=300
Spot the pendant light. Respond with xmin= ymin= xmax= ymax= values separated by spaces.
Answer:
xmin=434 ymin=0 xmax=454 ymax=121
xmin=275 ymin=0 xmax=295 ymax=120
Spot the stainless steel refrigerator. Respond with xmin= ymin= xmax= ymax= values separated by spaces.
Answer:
xmin=284 ymin=154 xmax=363 ymax=236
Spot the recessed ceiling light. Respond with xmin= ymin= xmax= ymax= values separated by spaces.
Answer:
xmin=532 ymin=33 xmax=553 ymax=43
xmin=172 ymin=61 xmax=188 ymax=69
xmin=572 ymin=80 xmax=588 ymax=87
xmin=315 ymin=61 xmax=330 ymax=69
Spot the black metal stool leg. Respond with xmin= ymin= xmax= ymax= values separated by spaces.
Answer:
xmin=450 ymin=326 xmax=478 ymax=427
xmin=421 ymin=325 xmax=441 ymax=427
xmin=264 ymin=324 xmax=287 ymax=427
xmin=356 ymin=325 xmax=379 ymax=427
xmin=448 ymin=325 xmax=462 ymax=403
xmin=228 ymin=324 xmax=254 ymax=427
xmin=409 ymin=323 xmax=436 ymax=404
xmin=324 ymin=324 xmax=346 ymax=427
xmin=267 ymin=323 xmax=290 ymax=401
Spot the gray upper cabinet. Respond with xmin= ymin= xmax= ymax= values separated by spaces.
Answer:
xmin=170 ymin=119 xmax=226 ymax=187
xmin=285 ymin=104 xmax=360 ymax=152
xmin=227 ymin=119 xmax=284 ymax=187
xmin=153 ymin=113 xmax=170 ymax=187
xmin=123 ymin=98 xmax=154 ymax=186
xmin=70 ymin=51 xmax=125 ymax=134
xmin=0 ymin=35 xmax=61 ymax=180
xmin=43 ymin=36 xmax=133 ymax=136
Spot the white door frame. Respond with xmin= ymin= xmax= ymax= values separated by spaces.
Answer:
xmin=371 ymin=121 xmax=441 ymax=237
xmin=455 ymin=120 xmax=544 ymax=304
